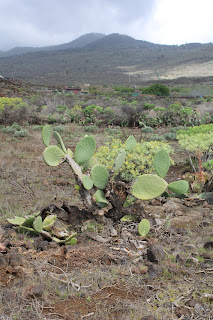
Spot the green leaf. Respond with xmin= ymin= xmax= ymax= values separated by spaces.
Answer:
xmin=91 ymin=165 xmax=109 ymax=189
xmin=53 ymin=131 xmax=67 ymax=153
xmin=120 ymin=215 xmax=137 ymax=221
xmin=74 ymin=136 xmax=96 ymax=164
xmin=33 ymin=216 xmax=43 ymax=233
xmin=94 ymin=189 xmax=108 ymax=207
xmin=42 ymin=215 xmax=57 ymax=231
xmin=138 ymin=219 xmax=150 ymax=236
xmin=125 ymin=135 xmax=137 ymax=151
xmin=82 ymin=175 xmax=93 ymax=190
xmin=168 ymin=180 xmax=189 ymax=194
xmin=67 ymin=148 xmax=73 ymax=158
xmin=131 ymin=174 xmax=168 ymax=200
xmin=22 ymin=216 xmax=35 ymax=227
xmin=114 ymin=149 xmax=126 ymax=172
xmin=43 ymin=146 xmax=65 ymax=166
xmin=154 ymin=150 xmax=170 ymax=178
xmin=7 ymin=216 xmax=26 ymax=226
xmin=42 ymin=125 xmax=52 ymax=147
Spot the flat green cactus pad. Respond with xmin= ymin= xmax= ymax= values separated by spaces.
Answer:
xmin=22 ymin=216 xmax=35 ymax=227
xmin=42 ymin=125 xmax=52 ymax=147
xmin=138 ymin=219 xmax=150 ymax=236
xmin=7 ymin=216 xmax=26 ymax=226
xmin=53 ymin=131 xmax=67 ymax=153
xmin=94 ymin=189 xmax=108 ymax=207
xmin=168 ymin=180 xmax=189 ymax=194
xmin=83 ymin=175 xmax=93 ymax=190
xmin=123 ymin=195 xmax=137 ymax=207
xmin=67 ymin=148 xmax=73 ymax=158
xmin=43 ymin=214 xmax=56 ymax=231
xmin=154 ymin=150 xmax=170 ymax=178
xmin=125 ymin=135 xmax=137 ymax=151
xmin=43 ymin=146 xmax=65 ymax=166
xmin=33 ymin=216 xmax=43 ymax=233
xmin=67 ymin=237 xmax=77 ymax=245
xmin=74 ymin=136 xmax=96 ymax=164
xmin=91 ymin=165 xmax=109 ymax=189
xmin=114 ymin=149 xmax=126 ymax=172
xmin=131 ymin=174 xmax=168 ymax=200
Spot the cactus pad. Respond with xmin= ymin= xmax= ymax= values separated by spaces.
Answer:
xmin=83 ymin=175 xmax=93 ymax=190
xmin=125 ymin=135 xmax=137 ymax=151
xmin=7 ymin=216 xmax=26 ymax=226
xmin=114 ymin=149 xmax=126 ymax=172
xmin=154 ymin=150 xmax=170 ymax=178
xmin=43 ymin=214 xmax=56 ymax=231
xmin=22 ymin=216 xmax=35 ymax=227
xmin=138 ymin=219 xmax=150 ymax=236
xmin=131 ymin=174 xmax=168 ymax=200
xmin=53 ymin=131 xmax=67 ymax=153
xmin=168 ymin=180 xmax=189 ymax=194
xmin=94 ymin=189 xmax=108 ymax=207
xmin=42 ymin=125 xmax=52 ymax=147
xmin=43 ymin=146 xmax=65 ymax=166
xmin=91 ymin=165 xmax=109 ymax=189
xmin=67 ymin=148 xmax=73 ymax=158
xmin=33 ymin=216 xmax=43 ymax=233
xmin=74 ymin=136 xmax=96 ymax=164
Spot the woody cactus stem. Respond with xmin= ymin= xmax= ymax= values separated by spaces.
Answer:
xmin=196 ymin=151 xmax=205 ymax=183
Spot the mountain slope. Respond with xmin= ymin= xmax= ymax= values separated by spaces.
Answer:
xmin=0 ymin=33 xmax=105 ymax=58
xmin=1 ymin=33 xmax=213 ymax=85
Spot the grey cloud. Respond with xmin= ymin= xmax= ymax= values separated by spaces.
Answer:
xmin=0 ymin=0 xmax=157 ymax=50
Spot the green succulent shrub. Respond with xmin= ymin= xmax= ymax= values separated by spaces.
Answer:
xmin=177 ymin=124 xmax=213 ymax=191
xmin=7 ymin=212 xmax=77 ymax=244
xmin=94 ymin=138 xmax=173 ymax=182
xmin=41 ymin=126 xmax=188 ymax=219
xmin=141 ymin=83 xmax=170 ymax=96
xmin=141 ymin=126 xmax=154 ymax=133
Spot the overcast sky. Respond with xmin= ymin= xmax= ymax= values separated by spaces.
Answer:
xmin=0 ymin=0 xmax=213 ymax=51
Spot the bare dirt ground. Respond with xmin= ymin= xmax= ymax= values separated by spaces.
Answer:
xmin=0 ymin=124 xmax=212 ymax=320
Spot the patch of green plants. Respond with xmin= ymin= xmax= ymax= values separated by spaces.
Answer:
xmin=94 ymin=138 xmax=173 ymax=182
xmin=41 ymin=126 xmax=188 ymax=220
xmin=163 ymin=132 xmax=177 ymax=140
xmin=141 ymin=126 xmax=154 ymax=133
xmin=2 ymin=123 xmax=29 ymax=137
xmin=141 ymin=83 xmax=170 ymax=96
xmin=7 ymin=212 xmax=77 ymax=245
xmin=84 ymin=125 xmax=98 ymax=133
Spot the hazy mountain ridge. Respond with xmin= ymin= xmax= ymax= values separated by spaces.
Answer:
xmin=0 ymin=33 xmax=213 ymax=85
xmin=0 ymin=33 xmax=105 ymax=57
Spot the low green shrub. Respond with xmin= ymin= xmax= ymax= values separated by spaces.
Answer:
xmin=141 ymin=83 xmax=170 ymax=96
xmin=95 ymin=138 xmax=173 ymax=182
xmin=163 ymin=133 xmax=177 ymax=140
xmin=84 ymin=125 xmax=98 ymax=133
xmin=141 ymin=126 xmax=154 ymax=133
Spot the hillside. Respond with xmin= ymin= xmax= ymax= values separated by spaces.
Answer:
xmin=0 ymin=33 xmax=213 ymax=85
xmin=0 ymin=33 xmax=105 ymax=58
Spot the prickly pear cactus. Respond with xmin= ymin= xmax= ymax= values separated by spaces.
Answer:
xmin=42 ymin=125 xmax=53 ymax=147
xmin=91 ymin=165 xmax=109 ymax=189
xmin=7 ymin=216 xmax=26 ymax=226
xmin=131 ymin=174 xmax=168 ymax=200
xmin=94 ymin=189 xmax=108 ymax=207
xmin=83 ymin=175 xmax=93 ymax=190
xmin=42 ymin=214 xmax=57 ymax=231
xmin=154 ymin=150 xmax=170 ymax=178
xmin=114 ymin=149 xmax=126 ymax=172
xmin=125 ymin=135 xmax=137 ymax=151
xmin=33 ymin=216 xmax=43 ymax=233
xmin=53 ymin=131 xmax=67 ymax=153
xmin=168 ymin=180 xmax=189 ymax=194
xmin=74 ymin=136 xmax=96 ymax=165
xmin=43 ymin=145 xmax=65 ymax=166
xmin=138 ymin=219 xmax=150 ymax=237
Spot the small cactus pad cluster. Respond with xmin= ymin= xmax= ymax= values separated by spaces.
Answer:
xmin=41 ymin=127 xmax=189 ymax=209
xmin=138 ymin=219 xmax=150 ymax=237
xmin=8 ymin=213 xmax=77 ymax=245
